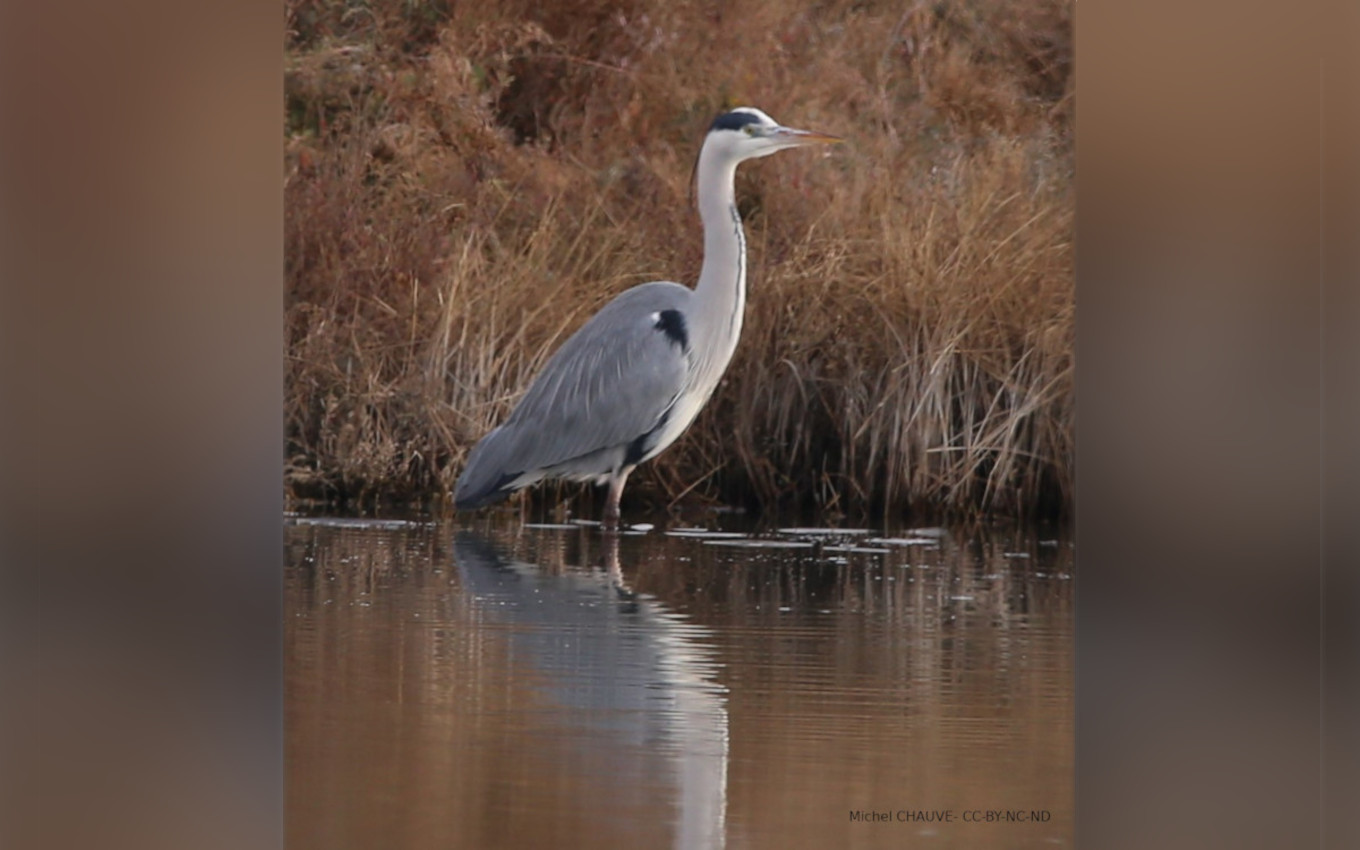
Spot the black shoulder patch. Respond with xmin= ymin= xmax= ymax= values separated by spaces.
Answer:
xmin=709 ymin=110 xmax=764 ymax=133
xmin=654 ymin=309 xmax=689 ymax=352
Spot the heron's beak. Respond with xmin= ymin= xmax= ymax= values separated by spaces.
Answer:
xmin=773 ymin=126 xmax=843 ymax=146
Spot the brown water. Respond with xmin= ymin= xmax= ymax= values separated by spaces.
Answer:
xmin=286 ymin=516 xmax=1073 ymax=849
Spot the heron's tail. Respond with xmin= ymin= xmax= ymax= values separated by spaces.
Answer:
xmin=454 ymin=426 xmax=523 ymax=510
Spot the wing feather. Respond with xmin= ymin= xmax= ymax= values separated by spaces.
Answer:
xmin=455 ymin=282 xmax=692 ymax=506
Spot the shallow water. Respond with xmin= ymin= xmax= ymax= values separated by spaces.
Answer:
xmin=286 ymin=516 xmax=1073 ymax=849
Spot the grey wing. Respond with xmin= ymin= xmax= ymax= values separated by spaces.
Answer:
xmin=455 ymin=283 xmax=693 ymax=507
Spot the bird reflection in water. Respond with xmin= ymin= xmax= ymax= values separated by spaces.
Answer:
xmin=454 ymin=531 xmax=729 ymax=849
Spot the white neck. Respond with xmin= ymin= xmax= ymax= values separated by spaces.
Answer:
xmin=691 ymin=144 xmax=746 ymax=383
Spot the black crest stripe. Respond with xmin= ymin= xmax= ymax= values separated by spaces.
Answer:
xmin=709 ymin=110 xmax=763 ymax=133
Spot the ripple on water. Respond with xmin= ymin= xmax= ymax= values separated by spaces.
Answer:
xmin=823 ymin=545 xmax=891 ymax=554
xmin=865 ymin=537 xmax=941 ymax=547
xmin=701 ymin=539 xmax=816 ymax=549
xmin=286 ymin=516 xmax=433 ymax=529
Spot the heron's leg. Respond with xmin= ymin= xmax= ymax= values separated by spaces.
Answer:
xmin=603 ymin=468 xmax=632 ymax=532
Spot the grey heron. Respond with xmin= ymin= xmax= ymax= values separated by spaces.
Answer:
xmin=454 ymin=107 xmax=840 ymax=527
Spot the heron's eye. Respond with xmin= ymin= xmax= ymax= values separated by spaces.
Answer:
xmin=743 ymin=125 xmax=756 ymax=135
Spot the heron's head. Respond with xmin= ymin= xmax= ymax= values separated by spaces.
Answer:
xmin=703 ymin=107 xmax=841 ymax=164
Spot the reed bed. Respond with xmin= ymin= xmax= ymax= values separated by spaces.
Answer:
xmin=285 ymin=0 xmax=1073 ymax=518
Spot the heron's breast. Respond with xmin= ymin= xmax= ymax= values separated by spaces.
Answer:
xmin=642 ymin=390 xmax=709 ymax=462
xmin=645 ymin=355 xmax=729 ymax=457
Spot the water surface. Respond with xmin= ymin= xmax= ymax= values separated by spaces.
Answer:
xmin=286 ymin=516 xmax=1073 ymax=849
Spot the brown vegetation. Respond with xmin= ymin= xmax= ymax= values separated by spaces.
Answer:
xmin=285 ymin=0 xmax=1073 ymax=518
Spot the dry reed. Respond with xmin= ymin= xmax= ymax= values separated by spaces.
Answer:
xmin=285 ymin=0 xmax=1073 ymax=518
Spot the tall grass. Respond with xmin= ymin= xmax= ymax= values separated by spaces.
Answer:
xmin=285 ymin=0 xmax=1073 ymax=518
